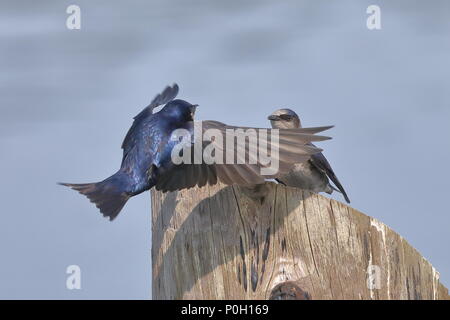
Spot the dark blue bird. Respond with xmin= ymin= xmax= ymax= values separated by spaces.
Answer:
xmin=60 ymin=84 xmax=190 ymax=220
xmin=60 ymin=84 xmax=333 ymax=220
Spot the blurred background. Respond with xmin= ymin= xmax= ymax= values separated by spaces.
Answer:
xmin=0 ymin=0 xmax=449 ymax=299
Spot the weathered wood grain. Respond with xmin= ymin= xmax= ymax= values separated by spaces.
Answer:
xmin=151 ymin=182 xmax=448 ymax=300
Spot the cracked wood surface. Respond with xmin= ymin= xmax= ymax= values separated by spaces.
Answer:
xmin=151 ymin=182 xmax=449 ymax=300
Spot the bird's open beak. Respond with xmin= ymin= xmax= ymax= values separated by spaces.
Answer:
xmin=267 ymin=115 xmax=280 ymax=121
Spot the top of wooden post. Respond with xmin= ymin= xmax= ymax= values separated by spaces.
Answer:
xmin=151 ymin=182 xmax=449 ymax=300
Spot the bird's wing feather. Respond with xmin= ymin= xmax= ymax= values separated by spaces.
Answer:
xmin=309 ymin=144 xmax=350 ymax=203
xmin=121 ymin=84 xmax=179 ymax=153
xmin=154 ymin=120 xmax=332 ymax=192
xmin=120 ymin=115 xmax=164 ymax=171
xmin=134 ymin=83 xmax=179 ymax=120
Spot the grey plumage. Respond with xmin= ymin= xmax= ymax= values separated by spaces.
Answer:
xmin=268 ymin=108 xmax=350 ymax=203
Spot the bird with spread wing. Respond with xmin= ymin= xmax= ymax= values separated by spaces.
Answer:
xmin=60 ymin=84 xmax=333 ymax=220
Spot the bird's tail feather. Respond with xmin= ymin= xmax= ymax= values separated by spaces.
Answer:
xmin=59 ymin=171 xmax=131 ymax=221
xmin=328 ymin=173 xmax=350 ymax=204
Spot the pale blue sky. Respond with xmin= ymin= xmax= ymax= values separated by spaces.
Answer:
xmin=0 ymin=0 xmax=449 ymax=298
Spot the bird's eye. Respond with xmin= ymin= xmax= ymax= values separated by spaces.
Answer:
xmin=279 ymin=114 xmax=292 ymax=121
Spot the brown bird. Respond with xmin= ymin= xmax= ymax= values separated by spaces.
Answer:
xmin=268 ymin=108 xmax=350 ymax=203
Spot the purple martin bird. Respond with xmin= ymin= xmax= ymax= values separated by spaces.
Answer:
xmin=60 ymin=85 xmax=333 ymax=220
xmin=268 ymin=108 xmax=350 ymax=203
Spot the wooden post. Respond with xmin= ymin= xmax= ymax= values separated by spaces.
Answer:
xmin=151 ymin=182 xmax=449 ymax=300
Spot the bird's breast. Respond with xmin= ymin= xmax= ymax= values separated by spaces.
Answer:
xmin=279 ymin=162 xmax=329 ymax=192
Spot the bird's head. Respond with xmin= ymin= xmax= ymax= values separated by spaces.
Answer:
xmin=267 ymin=108 xmax=301 ymax=129
xmin=161 ymin=99 xmax=198 ymax=122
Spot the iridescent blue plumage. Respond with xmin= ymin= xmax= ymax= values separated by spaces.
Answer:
xmin=60 ymin=85 xmax=197 ymax=220
xmin=120 ymin=99 xmax=197 ymax=195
